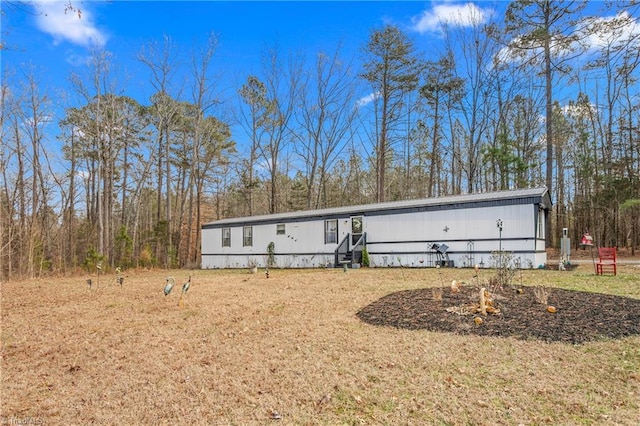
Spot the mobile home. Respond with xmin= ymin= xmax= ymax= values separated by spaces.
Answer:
xmin=201 ymin=187 xmax=551 ymax=269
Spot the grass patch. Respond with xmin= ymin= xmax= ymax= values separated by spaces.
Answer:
xmin=1 ymin=266 xmax=639 ymax=424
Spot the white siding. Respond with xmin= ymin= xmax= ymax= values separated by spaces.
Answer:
xmin=201 ymin=188 xmax=549 ymax=269
xmin=202 ymin=217 xmax=352 ymax=269
xmin=363 ymin=204 xmax=542 ymax=269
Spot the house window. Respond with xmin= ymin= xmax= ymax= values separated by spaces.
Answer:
xmin=222 ymin=227 xmax=231 ymax=247
xmin=276 ymin=224 xmax=285 ymax=235
xmin=243 ymin=226 xmax=253 ymax=247
xmin=538 ymin=209 xmax=545 ymax=239
xmin=325 ymin=219 xmax=337 ymax=244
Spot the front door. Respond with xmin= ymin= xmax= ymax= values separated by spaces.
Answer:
xmin=351 ymin=216 xmax=363 ymax=246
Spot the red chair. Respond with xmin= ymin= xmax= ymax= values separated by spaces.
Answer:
xmin=595 ymin=247 xmax=617 ymax=276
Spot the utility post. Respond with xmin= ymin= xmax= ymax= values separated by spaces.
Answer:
xmin=496 ymin=219 xmax=503 ymax=268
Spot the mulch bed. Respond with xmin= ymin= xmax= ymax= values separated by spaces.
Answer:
xmin=356 ymin=285 xmax=640 ymax=344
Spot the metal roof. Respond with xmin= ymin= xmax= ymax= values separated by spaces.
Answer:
xmin=203 ymin=187 xmax=550 ymax=229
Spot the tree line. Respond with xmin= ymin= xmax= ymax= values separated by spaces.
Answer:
xmin=2 ymin=1 xmax=639 ymax=280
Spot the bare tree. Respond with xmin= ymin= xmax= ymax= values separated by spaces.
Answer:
xmin=0 ymin=72 xmax=19 ymax=280
xmin=580 ymin=8 xmax=640 ymax=249
xmin=295 ymin=45 xmax=359 ymax=209
xmin=420 ymin=52 xmax=465 ymax=197
xmin=184 ymin=33 xmax=234 ymax=266
xmin=442 ymin=12 xmax=502 ymax=194
xmin=254 ymin=43 xmax=302 ymax=214
xmin=505 ymin=0 xmax=588 ymax=244
xmin=0 ymin=65 xmax=55 ymax=278
xmin=138 ymin=35 xmax=183 ymax=267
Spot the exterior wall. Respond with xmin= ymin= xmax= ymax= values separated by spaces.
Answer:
xmin=364 ymin=204 xmax=545 ymax=269
xmin=201 ymin=189 xmax=550 ymax=270
xmin=201 ymin=218 xmax=350 ymax=269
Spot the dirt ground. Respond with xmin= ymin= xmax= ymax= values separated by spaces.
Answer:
xmin=357 ymin=248 xmax=640 ymax=345
xmin=1 ymin=266 xmax=640 ymax=425
xmin=357 ymin=284 xmax=640 ymax=344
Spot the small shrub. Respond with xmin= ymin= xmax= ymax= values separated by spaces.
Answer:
xmin=489 ymin=251 xmax=517 ymax=290
xmin=115 ymin=226 xmax=134 ymax=268
xmin=139 ymin=245 xmax=154 ymax=268
xmin=83 ymin=246 xmax=105 ymax=274
xmin=362 ymin=247 xmax=370 ymax=267
xmin=487 ymin=276 xmax=499 ymax=291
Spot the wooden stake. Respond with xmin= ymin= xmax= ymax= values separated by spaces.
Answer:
xmin=479 ymin=287 xmax=487 ymax=316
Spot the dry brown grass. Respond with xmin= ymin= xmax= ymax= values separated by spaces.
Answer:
xmin=2 ymin=266 xmax=640 ymax=425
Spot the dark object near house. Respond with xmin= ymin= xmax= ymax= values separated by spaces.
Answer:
xmin=431 ymin=243 xmax=454 ymax=267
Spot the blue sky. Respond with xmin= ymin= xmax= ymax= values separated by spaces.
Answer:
xmin=2 ymin=0 xmax=509 ymax=152
xmin=4 ymin=1 xmax=445 ymax=98
xmin=2 ymin=1 xmax=638 ymax=151
xmin=5 ymin=1 xmax=634 ymax=96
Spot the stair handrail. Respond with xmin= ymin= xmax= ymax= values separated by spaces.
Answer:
xmin=334 ymin=233 xmax=350 ymax=266
xmin=351 ymin=232 xmax=366 ymax=264
xmin=352 ymin=232 xmax=366 ymax=250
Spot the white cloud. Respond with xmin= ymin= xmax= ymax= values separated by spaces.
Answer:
xmin=497 ymin=11 xmax=640 ymax=67
xmin=579 ymin=11 xmax=640 ymax=52
xmin=496 ymin=34 xmax=574 ymax=65
xmin=356 ymin=91 xmax=380 ymax=108
xmin=411 ymin=2 xmax=491 ymax=34
xmin=65 ymin=51 xmax=91 ymax=67
xmin=562 ymin=101 xmax=598 ymax=119
xmin=34 ymin=1 xmax=107 ymax=48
